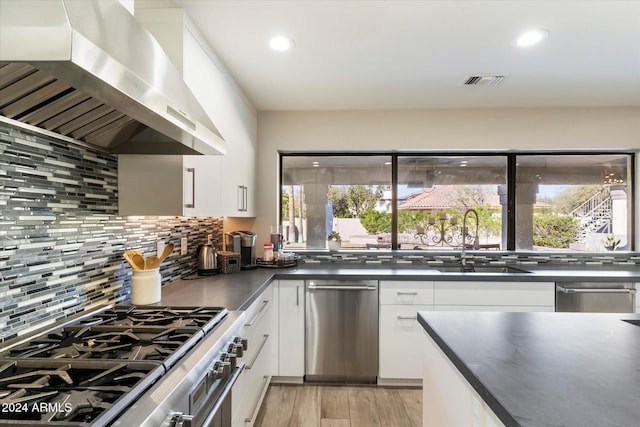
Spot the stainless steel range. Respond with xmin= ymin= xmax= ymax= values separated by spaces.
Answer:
xmin=0 ymin=305 xmax=247 ymax=427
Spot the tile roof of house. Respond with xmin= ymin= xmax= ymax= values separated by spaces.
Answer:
xmin=399 ymin=186 xmax=551 ymax=210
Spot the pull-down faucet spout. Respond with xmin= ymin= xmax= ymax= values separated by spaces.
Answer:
xmin=461 ymin=209 xmax=480 ymax=268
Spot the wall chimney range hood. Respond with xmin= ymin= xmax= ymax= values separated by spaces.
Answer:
xmin=0 ymin=0 xmax=226 ymax=155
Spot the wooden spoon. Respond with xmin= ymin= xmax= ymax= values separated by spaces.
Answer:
xmin=123 ymin=251 xmax=144 ymax=271
xmin=131 ymin=253 xmax=146 ymax=270
xmin=158 ymin=243 xmax=174 ymax=263
xmin=145 ymin=255 xmax=161 ymax=270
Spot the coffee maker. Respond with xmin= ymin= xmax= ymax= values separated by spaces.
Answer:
xmin=224 ymin=231 xmax=257 ymax=269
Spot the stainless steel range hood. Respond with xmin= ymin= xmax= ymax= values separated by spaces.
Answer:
xmin=0 ymin=0 xmax=226 ymax=155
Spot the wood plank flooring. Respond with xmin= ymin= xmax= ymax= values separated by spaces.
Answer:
xmin=255 ymin=385 xmax=422 ymax=427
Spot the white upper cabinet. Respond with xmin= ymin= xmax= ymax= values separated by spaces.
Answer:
xmin=118 ymin=154 xmax=222 ymax=217
xmin=183 ymin=29 xmax=256 ymax=217
xmin=127 ymin=8 xmax=257 ymax=217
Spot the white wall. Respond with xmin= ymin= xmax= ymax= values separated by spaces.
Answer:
xmin=254 ymin=108 xmax=640 ymax=251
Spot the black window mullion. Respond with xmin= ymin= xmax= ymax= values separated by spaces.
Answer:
xmin=507 ymin=154 xmax=517 ymax=250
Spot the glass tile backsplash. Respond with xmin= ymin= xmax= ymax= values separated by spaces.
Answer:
xmin=0 ymin=124 xmax=222 ymax=342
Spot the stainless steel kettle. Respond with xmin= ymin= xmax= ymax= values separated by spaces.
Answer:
xmin=196 ymin=242 xmax=218 ymax=275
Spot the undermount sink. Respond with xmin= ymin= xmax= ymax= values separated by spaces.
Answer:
xmin=433 ymin=265 xmax=531 ymax=274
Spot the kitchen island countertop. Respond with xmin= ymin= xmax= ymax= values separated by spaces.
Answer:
xmin=418 ymin=311 xmax=640 ymax=427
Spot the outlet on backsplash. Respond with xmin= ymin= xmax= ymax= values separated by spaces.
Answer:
xmin=181 ymin=237 xmax=188 ymax=255
xmin=157 ymin=241 xmax=166 ymax=256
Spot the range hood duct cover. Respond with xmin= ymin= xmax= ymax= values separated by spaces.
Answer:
xmin=0 ymin=0 xmax=226 ymax=155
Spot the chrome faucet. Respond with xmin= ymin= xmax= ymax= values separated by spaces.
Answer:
xmin=461 ymin=208 xmax=480 ymax=268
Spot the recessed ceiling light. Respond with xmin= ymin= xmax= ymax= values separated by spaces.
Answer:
xmin=517 ymin=29 xmax=549 ymax=47
xmin=269 ymin=35 xmax=294 ymax=51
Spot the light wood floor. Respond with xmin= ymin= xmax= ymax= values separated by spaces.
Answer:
xmin=255 ymin=384 xmax=422 ymax=427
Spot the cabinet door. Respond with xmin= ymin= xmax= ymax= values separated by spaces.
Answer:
xmin=183 ymin=155 xmax=222 ymax=217
xmin=278 ymin=280 xmax=305 ymax=377
xmin=379 ymin=304 xmax=433 ymax=379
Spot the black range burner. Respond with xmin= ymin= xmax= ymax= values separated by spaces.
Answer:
xmin=78 ymin=306 xmax=227 ymax=334
xmin=0 ymin=326 xmax=204 ymax=369
xmin=0 ymin=359 xmax=163 ymax=426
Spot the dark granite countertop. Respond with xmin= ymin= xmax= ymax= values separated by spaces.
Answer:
xmin=159 ymin=263 xmax=640 ymax=310
xmin=418 ymin=311 xmax=640 ymax=427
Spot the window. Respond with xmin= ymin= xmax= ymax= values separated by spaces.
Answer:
xmin=280 ymin=153 xmax=634 ymax=251
xmin=281 ymin=155 xmax=391 ymax=250
xmin=515 ymin=154 xmax=632 ymax=251
xmin=398 ymin=156 xmax=507 ymax=250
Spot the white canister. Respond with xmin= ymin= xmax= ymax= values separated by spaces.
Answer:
xmin=130 ymin=268 xmax=161 ymax=305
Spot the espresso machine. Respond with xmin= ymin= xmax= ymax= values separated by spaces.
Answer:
xmin=224 ymin=231 xmax=257 ymax=269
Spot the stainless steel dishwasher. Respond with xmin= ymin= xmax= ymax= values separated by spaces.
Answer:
xmin=305 ymin=279 xmax=378 ymax=383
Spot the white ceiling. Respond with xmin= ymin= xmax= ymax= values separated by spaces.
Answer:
xmin=140 ymin=0 xmax=640 ymax=111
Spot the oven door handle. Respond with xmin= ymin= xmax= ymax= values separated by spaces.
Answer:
xmin=171 ymin=362 xmax=245 ymax=427
xmin=557 ymin=286 xmax=636 ymax=294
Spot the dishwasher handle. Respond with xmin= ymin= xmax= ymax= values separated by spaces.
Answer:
xmin=307 ymin=280 xmax=377 ymax=291
xmin=557 ymin=286 xmax=636 ymax=294
xmin=308 ymin=284 xmax=376 ymax=291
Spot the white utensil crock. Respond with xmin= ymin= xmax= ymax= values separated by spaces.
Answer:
xmin=130 ymin=268 xmax=161 ymax=304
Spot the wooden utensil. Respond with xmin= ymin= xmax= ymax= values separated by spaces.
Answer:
xmin=158 ymin=243 xmax=174 ymax=263
xmin=131 ymin=253 xmax=146 ymax=270
xmin=145 ymin=255 xmax=161 ymax=270
xmin=123 ymin=251 xmax=143 ymax=271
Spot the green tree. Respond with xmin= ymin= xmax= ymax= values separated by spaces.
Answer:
xmin=328 ymin=186 xmax=351 ymax=218
xmin=346 ymin=185 xmax=383 ymax=217
xmin=398 ymin=210 xmax=430 ymax=233
xmin=533 ymin=213 xmax=579 ymax=248
xmin=360 ymin=210 xmax=391 ymax=234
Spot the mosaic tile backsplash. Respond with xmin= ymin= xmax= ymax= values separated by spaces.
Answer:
xmin=0 ymin=124 xmax=223 ymax=342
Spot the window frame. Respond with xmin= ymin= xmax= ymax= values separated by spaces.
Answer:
xmin=279 ymin=151 xmax=636 ymax=251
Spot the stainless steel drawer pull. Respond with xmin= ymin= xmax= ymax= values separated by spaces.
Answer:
xmin=245 ymin=375 xmax=269 ymax=423
xmin=296 ymin=285 xmax=299 ymax=306
xmin=396 ymin=315 xmax=418 ymax=320
xmin=245 ymin=334 xmax=269 ymax=370
xmin=308 ymin=285 xmax=376 ymax=291
xmin=244 ymin=300 xmax=269 ymax=326
xmin=397 ymin=291 xmax=418 ymax=295
xmin=557 ymin=286 xmax=636 ymax=294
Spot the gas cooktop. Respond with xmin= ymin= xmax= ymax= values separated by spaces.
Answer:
xmin=0 ymin=305 xmax=229 ymax=427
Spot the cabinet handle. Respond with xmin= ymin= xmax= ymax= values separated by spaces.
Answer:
xmin=397 ymin=315 xmax=418 ymax=320
xmin=245 ymin=334 xmax=269 ymax=370
xmin=237 ymin=185 xmax=248 ymax=212
xmin=244 ymin=300 xmax=269 ymax=326
xmin=243 ymin=185 xmax=248 ymax=212
xmin=296 ymin=285 xmax=299 ymax=306
xmin=244 ymin=375 xmax=269 ymax=423
xmin=185 ymin=168 xmax=195 ymax=208
xmin=397 ymin=291 xmax=418 ymax=295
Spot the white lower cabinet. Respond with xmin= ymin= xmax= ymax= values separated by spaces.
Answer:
xmin=434 ymin=281 xmax=555 ymax=311
xmin=275 ymin=280 xmax=305 ymax=381
xmin=232 ymin=284 xmax=277 ymax=427
xmin=379 ymin=304 xmax=433 ymax=381
xmin=379 ymin=280 xmax=434 ymax=384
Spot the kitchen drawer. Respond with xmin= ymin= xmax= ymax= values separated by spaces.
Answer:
xmin=380 ymin=280 xmax=434 ymax=305
xmin=238 ymin=285 xmax=274 ymax=339
xmin=232 ymin=333 xmax=272 ymax=427
xmin=434 ymin=305 xmax=555 ymax=312
xmin=434 ymin=281 xmax=555 ymax=307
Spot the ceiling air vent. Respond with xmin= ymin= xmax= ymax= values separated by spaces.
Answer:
xmin=463 ymin=74 xmax=507 ymax=86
